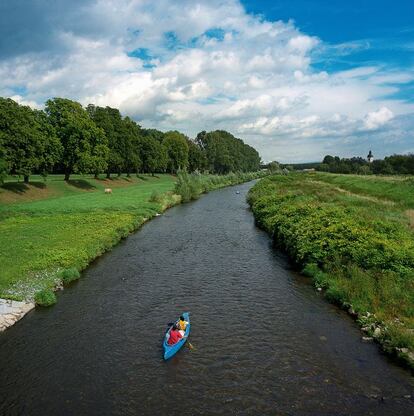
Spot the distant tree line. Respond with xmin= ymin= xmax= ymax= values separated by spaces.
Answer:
xmin=318 ymin=154 xmax=414 ymax=175
xmin=278 ymin=155 xmax=414 ymax=175
xmin=0 ymin=97 xmax=261 ymax=183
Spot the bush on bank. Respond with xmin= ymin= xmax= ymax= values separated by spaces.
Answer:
xmin=60 ymin=268 xmax=81 ymax=285
xmin=34 ymin=289 xmax=57 ymax=307
xmin=247 ymin=173 xmax=414 ymax=368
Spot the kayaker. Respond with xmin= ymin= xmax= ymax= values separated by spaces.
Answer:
xmin=167 ymin=324 xmax=183 ymax=345
xmin=177 ymin=315 xmax=188 ymax=336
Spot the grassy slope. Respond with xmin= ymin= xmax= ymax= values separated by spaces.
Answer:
xmin=248 ymin=172 xmax=414 ymax=368
xmin=0 ymin=171 xmax=264 ymax=302
xmin=0 ymin=174 xmax=178 ymax=299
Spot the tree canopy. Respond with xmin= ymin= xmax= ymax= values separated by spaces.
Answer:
xmin=46 ymin=98 xmax=108 ymax=180
xmin=0 ymin=97 xmax=62 ymax=182
xmin=86 ymin=105 xmax=125 ymax=178
xmin=196 ymin=130 xmax=261 ymax=173
xmin=310 ymin=153 xmax=414 ymax=175
xmin=163 ymin=131 xmax=189 ymax=173
xmin=0 ymin=96 xmax=263 ymax=182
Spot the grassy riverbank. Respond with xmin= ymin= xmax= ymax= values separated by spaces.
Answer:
xmin=0 ymin=171 xmax=263 ymax=304
xmin=247 ymin=172 xmax=414 ymax=369
xmin=0 ymin=174 xmax=179 ymax=302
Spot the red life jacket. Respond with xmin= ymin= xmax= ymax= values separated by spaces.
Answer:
xmin=168 ymin=329 xmax=182 ymax=345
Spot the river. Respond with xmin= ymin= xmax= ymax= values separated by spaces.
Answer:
xmin=0 ymin=181 xmax=413 ymax=415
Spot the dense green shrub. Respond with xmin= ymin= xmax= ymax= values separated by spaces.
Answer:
xmin=60 ymin=268 xmax=81 ymax=285
xmin=34 ymin=289 xmax=57 ymax=306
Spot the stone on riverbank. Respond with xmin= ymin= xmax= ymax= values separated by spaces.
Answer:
xmin=362 ymin=336 xmax=373 ymax=342
xmin=373 ymin=327 xmax=381 ymax=338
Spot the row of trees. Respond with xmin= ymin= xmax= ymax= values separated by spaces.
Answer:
xmin=319 ymin=154 xmax=414 ymax=175
xmin=0 ymin=97 xmax=261 ymax=183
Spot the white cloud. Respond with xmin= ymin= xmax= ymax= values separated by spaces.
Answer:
xmin=0 ymin=0 xmax=413 ymax=162
xmin=364 ymin=107 xmax=394 ymax=130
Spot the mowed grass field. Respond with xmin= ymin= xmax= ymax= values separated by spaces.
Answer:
xmin=0 ymin=174 xmax=178 ymax=300
xmin=248 ymin=172 xmax=414 ymax=367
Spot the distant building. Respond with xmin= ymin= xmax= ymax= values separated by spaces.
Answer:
xmin=367 ymin=150 xmax=374 ymax=163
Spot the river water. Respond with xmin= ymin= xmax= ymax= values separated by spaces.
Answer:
xmin=0 ymin=181 xmax=413 ymax=415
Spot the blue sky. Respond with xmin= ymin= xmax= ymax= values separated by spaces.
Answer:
xmin=0 ymin=0 xmax=413 ymax=162
xmin=243 ymin=0 xmax=414 ymax=72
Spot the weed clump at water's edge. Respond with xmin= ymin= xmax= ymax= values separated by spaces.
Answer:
xmin=34 ymin=289 xmax=57 ymax=307
xmin=60 ymin=268 xmax=81 ymax=285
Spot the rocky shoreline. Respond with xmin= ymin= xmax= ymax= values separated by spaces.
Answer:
xmin=0 ymin=299 xmax=35 ymax=332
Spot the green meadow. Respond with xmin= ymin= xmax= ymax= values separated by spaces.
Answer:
xmin=248 ymin=172 xmax=414 ymax=368
xmin=0 ymin=174 xmax=178 ymax=300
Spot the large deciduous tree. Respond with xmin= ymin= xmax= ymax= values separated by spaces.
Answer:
xmin=45 ymin=98 xmax=108 ymax=181
xmin=187 ymin=139 xmax=207 ymax=172
xmin=0 ymin=97 xmax=62 ymax=183
xmin=87 ymin=105 xmax=124 ymax=178
xmin=163 ymin=131 xmax=189 ymax=173
xmin=33 ymin=109 xmax=63 ymax=178
xmin=121 ymin=117 xmax=142 ymax=176
xmin=139 ymin=135 xmax=168 ymax=175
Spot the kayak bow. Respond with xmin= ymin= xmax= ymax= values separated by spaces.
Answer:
xmin=163 ymin=312 xmax=190 ymax=360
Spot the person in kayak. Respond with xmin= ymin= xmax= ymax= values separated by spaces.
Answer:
xmin=177 ymin=315 xmax=189 ymax=336
xmin=167 ymin=324 xmax=183 ymax=345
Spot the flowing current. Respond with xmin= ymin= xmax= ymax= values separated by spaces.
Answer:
xmin=0 ymin=181 xmax=413 ymax=415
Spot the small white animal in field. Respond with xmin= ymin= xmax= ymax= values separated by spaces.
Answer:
xmin=104 ymin=188 xmax=112 ymax=194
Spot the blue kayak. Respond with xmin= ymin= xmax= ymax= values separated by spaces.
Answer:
xmin=163 ymin=312 xmax=190 ymax=360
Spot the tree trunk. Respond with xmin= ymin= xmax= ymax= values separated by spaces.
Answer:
xmin=94 ymin=172 xmax=99 ymax=179
xmin=106 ymin=171 xmax=111 ymax=179
xmin=24 ymin=175 xmax=29 ymax=184
xmin=64 ymin=170 xmax=71 ymax=181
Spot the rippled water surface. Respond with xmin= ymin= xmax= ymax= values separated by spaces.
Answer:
xmin=1 ymin=181 xmax=413 ymax=415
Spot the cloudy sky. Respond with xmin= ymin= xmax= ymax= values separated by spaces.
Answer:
xmin=1 ymin=0 xmax=413 ymax=162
